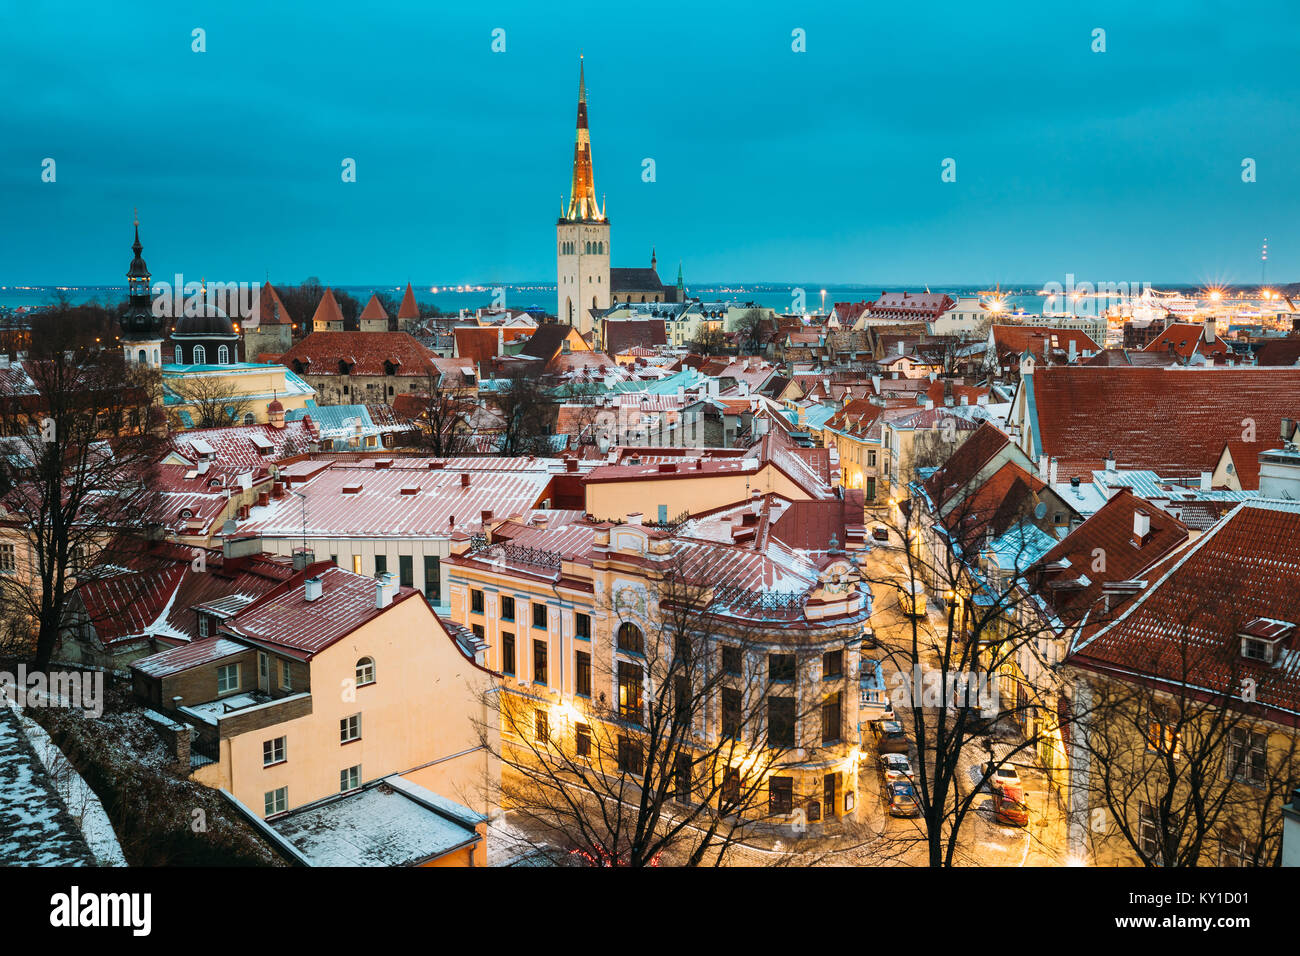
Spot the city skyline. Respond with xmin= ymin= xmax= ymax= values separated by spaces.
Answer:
xmin=4 ymin=1 xmax=1300 ymax=287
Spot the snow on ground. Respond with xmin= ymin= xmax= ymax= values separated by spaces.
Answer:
xmin=0 ymin=705 xmax=95 ymax=866
xmin=15 ymin=706 xmax=126 ymax=866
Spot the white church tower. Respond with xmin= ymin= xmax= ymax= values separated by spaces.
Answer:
xmin=556 ymin=56 xmax=610 ymax=336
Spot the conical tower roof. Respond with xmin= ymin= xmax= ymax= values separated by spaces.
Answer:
xmin=311 ymin=288 xmax=345 ymax=327
xmin=398 ymin=282 xmax=420 ymax=320
xmin=360 ymin=293 xmax=390 ymax=321
xmin=563 ymin=56 xmax=604 ymax=222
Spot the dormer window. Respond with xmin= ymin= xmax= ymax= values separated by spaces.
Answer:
xmin=1238 ymin=617 xmax=1294 ymax=664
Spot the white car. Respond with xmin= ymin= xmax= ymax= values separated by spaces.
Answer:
xmin=881 ymin=753 xmax=912 ymax=781
xmin=983 ymin=762 xmax=1021 ymax=793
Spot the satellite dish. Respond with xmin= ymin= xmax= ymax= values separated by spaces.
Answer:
xmin=1034 ymin=502 xmax=1048 ymax=520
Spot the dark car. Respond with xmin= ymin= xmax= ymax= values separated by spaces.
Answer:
xmin=885 ymin=780 xmax=920 ymax=817
xmin=872 ymin=525 xmax=890 ymax=542
xmin=872 ymin=719 xmax=909 ymax=754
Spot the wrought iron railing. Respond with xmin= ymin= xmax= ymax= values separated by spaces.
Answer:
xmin=468 ymin=536 xmax=563 ymax=571
xmin=710 ymin=585 xmax=807 ymax=612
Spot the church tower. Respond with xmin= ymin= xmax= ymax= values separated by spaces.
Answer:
xmin=556 ymin=56 xmax=610 ymax=335
xmin=119 ymin=212 xmax=165 ymax=367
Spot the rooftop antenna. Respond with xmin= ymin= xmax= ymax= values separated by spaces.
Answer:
xmin=289 ymin=488 xmax=309 ymax=564
xmin=1262 ymin=238 xmax=1269 ymax=288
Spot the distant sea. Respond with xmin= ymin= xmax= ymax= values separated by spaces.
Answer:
xmin=0 ymin=283 xmax=1053 ymax=315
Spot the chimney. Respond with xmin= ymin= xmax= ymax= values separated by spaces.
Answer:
xmin=1067 ymin=339 xmax=1077 ymax=363
xmin=1283 ymin=418 xmax=1295 ymax=445
xmin=1049 ymin=457 xmax=1059 ymax=485
xmin=481 ymin=509 xmax=493 ymax=525
xmin=1133 ymin=509 xmax=1151 ymax=545
xmin=626 ymin=512 xmax=642 ymax=526
xmin=1205 ymin=316 xmax=1216 ymax=344
xmin=1199 ymin=471 xmax=1212 ymax=491
xmin=897 ymin=341 xmax=905 ymax=356
xmin=304 ymin=577 xmax=323 ymax=602
xmin=375 ymin=572 xmax=397 ymax=609
xmin=1038 ymin=456 xmax=1049 ymax=481
xmin=1104 ymin=451 xmax=1116 ymax=472
xmin=461 ymin=472 xmax=470 ymax=488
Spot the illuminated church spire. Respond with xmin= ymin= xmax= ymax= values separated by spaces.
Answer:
xmin=564 ymin=55 xmax=604 ymax=222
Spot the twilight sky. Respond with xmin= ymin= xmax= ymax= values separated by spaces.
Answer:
xmin=3 ymin=0 xmax=1298 ymax=287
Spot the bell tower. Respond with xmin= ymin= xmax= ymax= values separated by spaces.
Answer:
xmin=120 ymin=211 xmax=165 ymax=368
xmin=556 ymin=55 xmax=610 ymax=336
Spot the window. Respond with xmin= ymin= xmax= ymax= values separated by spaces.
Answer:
xmin=217 ymin=345 xmax=229 ymax=364
xmin=279 ymin=660 xmax=292 ymax=691
xmin=423 ymin=556 xmax=440 ymax=602
xmin=502 ymin=632 xmax=516 ymax=676
xmin=721 ymin=767 xmax=740 ymax=808
xmin=258 ymin=653 xmax=268 ymax=683
xmin=198 ymin=614 xmax=210 ymax=638
xmin=355 ymin=657 xmax=375 ymax=686
xmin=264 ymin=787 xmax=287 ymax=817
xmin=500 ymin=595 xmax=515 ymax=622
xmin=1138 ymin=803 xmax=1167 ymax=864
xmin=192 ymin=345 xmax=206 ymax=364
xmin=721 ymin=645 xmax=742 ymax=675
xmin=674 ymin=754 xmax=693 ymax=804
xmin=1145 ymin=714 xmax=1179 ymax=756
xmin=768 ymin=696 xmax=796 ymax=748
xmin=674 ymin=632 xmax=691 ymax=664
xmin=1226 ymin=727 xmax=1267 ymax=785
xmin=340 ymin=765 xmax=361 ymax=793
xmin=374 ymin=554 xmax=387 ymax=578
xmin=575 ymin=723 xmax=591 ymax=757
xmin=618 ymin=661 xmax=642 ymax=723
xmin=674 ymin=674 xmax=692 ymax=725
xmin=721 ymin=687 xmax=742 ymax=738
xmin=340 ymin=713 xmax=361 ymax=744
xmin=532 ymin=602 xmax=548 ymax=629
xmin=471 ymin=589 xmax=484 ymax=614
xmin=351 ymin=554 xmax=362 ymax=574
xmin=575 ymin=650 xmax=591 ymax=697
xmin=398 ymin=555 xmax=413 ymax=587
xmin=217 ymin=663 xmax=239 ymax=694
xmin=824 ymin=773 xmax=838 ymax=819
xmin=472 ymin=623 xmax=484 ymax=641
xmin=535 ymin=709 xmax=550 ymax=744
xmin=617 ymin=735 xmax=643 ymax=775
xmin=868 ymin=450 xmax=877 ymax=467
xmin=822 ymin=649 xmax=843 ymax=678
xmin=574 ymin=612 xmax=591 ymax=640
xmin=533 ymin=639 xmax=548 ymax=686
xmin=262 ymin=736 xmax=286 ymax=766
xmin=1218 ymin=832 xmax=1256 ymax=867
xmin=769 ymin=653 xmax=796 ymax=683
xmin=174 ymin=345 xmax=183 ymax=364
xmin=617 ymin=622 xmax=644 ymax=654
xmin=769 ymin=776 xmax=794 ymax=815
xmin=822 ymin=692 xmax=842 ymax=744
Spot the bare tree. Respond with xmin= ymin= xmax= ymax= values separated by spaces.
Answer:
xmin=482 ymin=545 xmax=835 ymax=867
xmin=856 ymin=470 xmax=1080 ymax=866
xmin=732 ymin=308 xmax=767 ymax=355
xmin=1068 ymin=574 xmax=1300 ymax=867
xmin=409 ymin=369 xmax=476 ymax=456
xmin=166 ymin=373 xmax=253 ymax=429
xmin=492 ymin=370 xmax=554 ymax=457
xmin=0 ymin=307 xmax=166 ymax=668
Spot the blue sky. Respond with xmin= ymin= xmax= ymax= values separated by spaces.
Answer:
xmin=3 ymin=0 xmax=1298 ymax=287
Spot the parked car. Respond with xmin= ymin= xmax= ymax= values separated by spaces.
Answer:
xmin=884 ymin=780 xmax=920 ymax=817
xmin=992 ymin=786 xmax=1029 ymax=827
xmin=880 ymin=752 xmax=912 ymax=781
xmin=982 ymin=762 xmax=1022 ymax=793
xmin=872 ymin=525 xmax=890 ymax=542
xmin=873 ymin=719 xmax=909 ymax=754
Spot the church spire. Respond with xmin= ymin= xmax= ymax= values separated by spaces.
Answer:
xmin=564 ymin=55 xmax=604 ymax=222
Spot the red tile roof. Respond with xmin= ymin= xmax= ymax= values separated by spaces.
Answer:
xmin=398 ymin=283 xmax=420 ymax=321
xmin=1029 ymin=489 xmax=1190 ymax=624
xmin=923 ymin=421 xmax=1013 ymax=509
xmin=224 ymin=565 xmax=422 ymax=660
xmin=1071 ymin=499 xmax=1300 ymax=724
xmin=1027 ymin=366 xmax=1300 ymax=489
xmin=868 ymin=291 xmax=956 ymax=318
xmin=359 ymin=294 xmax=389 ymax=321
xmin=281 ymin=331 xmax=439 ymax=378
xmin=311 ymin=288 xmax=345 ymax=328
xmin=990 ymin=325 xmax=1100 ymax=360
xmin=605 ymin=319 xmax=667 ymax=356
xmin=256 ymin=282 xmax=294 ymax=326
xmin=1142 ymin=323 xmax=1229 ymax=359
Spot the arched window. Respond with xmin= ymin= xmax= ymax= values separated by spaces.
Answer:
xmin=174 ymin=346 xmax=183 ymax=364
xmin=356 ymin=657 xmax=376 ymax=686
xmin=617 ymin=622 xmax=643 ymax=654
xmin=217 ymin=345 xmax=229 ymax=364
xmin=243 ymin=413 xmax=255 ymax=425
xmin=192 ymin=345 xmax=206 ymax=364
xmin=137 ymin=349 xmax=146 ymax=363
